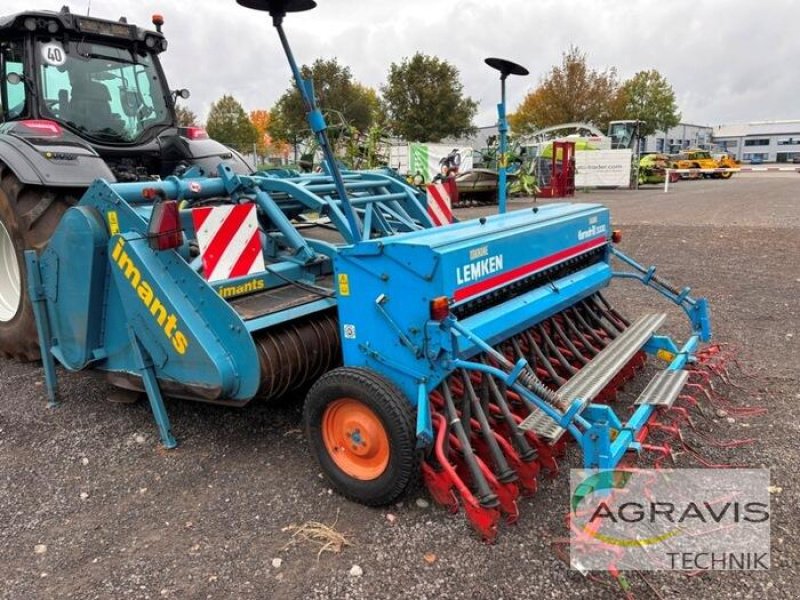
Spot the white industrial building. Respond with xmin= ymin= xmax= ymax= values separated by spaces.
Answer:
xmin=642 ymin=123 xmax=713 ymax=155
xmin=711 ymin=120 xmax=800 ymax=163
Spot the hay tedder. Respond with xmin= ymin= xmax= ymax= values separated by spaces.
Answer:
xmin=4 ymin=1 xmax=715 ymax=540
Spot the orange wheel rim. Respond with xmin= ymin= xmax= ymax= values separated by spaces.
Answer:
xmin=322 ymin=398 xmax=390 ymax=480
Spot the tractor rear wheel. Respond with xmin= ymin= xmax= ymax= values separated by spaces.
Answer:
xmin=304 ymin=367 xmax=419 ymax=506
xmin=0 ymin=167 xmax=73 ymax=360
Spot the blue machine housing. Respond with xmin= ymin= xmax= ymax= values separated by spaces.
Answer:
xmin=32 ymin=178 xmax=263 ymax=404
xmin=335 ymin=202 xmax=611 ymax=402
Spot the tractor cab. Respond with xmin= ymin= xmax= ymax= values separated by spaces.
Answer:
xmin=0 ymin=7 xmax=251 ymax=182
xmin=607 ymin=120 xmax=645 ymax=150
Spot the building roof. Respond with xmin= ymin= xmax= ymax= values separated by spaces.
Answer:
xmin=714 ymin=120 xmax=800 ymax=138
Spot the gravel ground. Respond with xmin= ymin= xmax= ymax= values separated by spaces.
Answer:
xmin=1 ymin=174 xmax=798 ymax=599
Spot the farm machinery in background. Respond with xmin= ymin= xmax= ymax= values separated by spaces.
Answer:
xmin=671 ymin=148 xmax=738 ymax=179
xmin=1 ymin=1 xmax=727 ymax=542
xmin=637 ymin=153 xmax=680 ymax=186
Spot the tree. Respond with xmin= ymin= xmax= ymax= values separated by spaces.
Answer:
xmin=381 ymin=53 xmax=477 ymax=142
xmin=250 ymin=109 xmax=271 ymax=157
xmin=509 ymin=47 xmax=619 ymax=135
xmin=616 ymin=70 xmax=681 ymax=137
xmin=268 ymin=58 xmax=376 ymax=145
xmin=175 ymin=105 xmax=198 ymax=127
xmin=206 ymin=95 xmax=258 ymax=149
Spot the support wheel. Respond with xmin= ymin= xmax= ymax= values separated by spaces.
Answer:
xmin=0 ymin=167 xmax=73 ymax=360
xmin=304 ymin=367 xmax=419 ymax=506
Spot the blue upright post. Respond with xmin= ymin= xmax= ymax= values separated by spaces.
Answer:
xmin=485 ymin=58 xmax=529 ymax=214
xmin=268 ymin=5 xmax=362 ymax=242
xmin=497 ymin=87 xmax=509 ymax=214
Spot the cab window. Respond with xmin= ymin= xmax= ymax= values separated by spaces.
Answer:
xmin=37 ymin=39 xmax=170 ymax=143
xmin=1 ymin=41 xmax=27 ymax=120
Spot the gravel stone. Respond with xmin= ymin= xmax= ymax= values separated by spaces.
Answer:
xmin=349 ymin=565 xmax=363 ymax=578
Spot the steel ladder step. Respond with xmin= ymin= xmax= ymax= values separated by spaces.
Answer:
xmin=634 ymin=369 xmax=689 ymax=407
xmin=519 ymin=312 xmax=667 ymax=440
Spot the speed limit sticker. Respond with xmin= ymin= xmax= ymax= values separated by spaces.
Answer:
xmin=41 ymin=42 xmax=66 ymax=66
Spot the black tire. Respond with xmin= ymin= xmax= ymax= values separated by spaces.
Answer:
xmin=304 ymin=367 xmax=419 ymax=506
xmin=0 ymin=166 xmax=74 ymax=360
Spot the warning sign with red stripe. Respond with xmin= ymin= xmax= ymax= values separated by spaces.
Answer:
xmin=192 ymin=204 xmax=265 ymax=282
xmin=426 ymin=181 xmax=454 ymax=226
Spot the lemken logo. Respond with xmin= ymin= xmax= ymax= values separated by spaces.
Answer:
xmin=457 ymin=246 xmax=504 ymax=285
xmin=578 ymin=223 xmax=607 ymax=241
xmin=112 ymin=238 xmax=189 ymax=355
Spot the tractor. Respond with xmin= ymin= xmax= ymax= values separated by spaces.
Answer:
xmin=2 ymin=1 xmax=722 ymax=542
xmin=0 ymin=6 xmax=251 ymax=358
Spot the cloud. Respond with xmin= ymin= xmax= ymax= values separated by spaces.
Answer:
xmin=6 ymin=0 xmax=799 ymax=126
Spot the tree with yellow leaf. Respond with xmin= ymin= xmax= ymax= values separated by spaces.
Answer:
xmin=250 ymin=109 xmax=271 ymax=158
xmin=509 ymin=47 xmax=620 ymax=136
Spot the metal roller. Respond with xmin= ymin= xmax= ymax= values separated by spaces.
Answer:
xmin=254 ymin=310 xmax=341 ymax=399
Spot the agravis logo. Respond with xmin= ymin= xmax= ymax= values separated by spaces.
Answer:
xmin=569 ymin=469 xmax=771 ymax=571
xmin=571 ymin=470 xmax=681 ymax=547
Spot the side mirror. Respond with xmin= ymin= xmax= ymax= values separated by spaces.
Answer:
xmin=173 ymin=88 xmax=190 ymax=100
xmin=5 ymin=72 xmax=22 ymax=85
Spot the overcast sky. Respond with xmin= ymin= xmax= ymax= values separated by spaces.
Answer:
xmin=8 ymin=0 xmax=800 ymax=129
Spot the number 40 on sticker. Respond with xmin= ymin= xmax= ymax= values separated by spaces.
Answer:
xmin=41 ymin=42 xmax=66 ymax=67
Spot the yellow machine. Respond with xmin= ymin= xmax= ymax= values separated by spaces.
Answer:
xmin=672 ymin=149 xmax=738 ymax=179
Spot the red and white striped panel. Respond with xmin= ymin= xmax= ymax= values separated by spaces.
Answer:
xmin=192 ymin=204 xmax=265 ymax=282
xmin=426 ymin=182 xmax=453 ymax=227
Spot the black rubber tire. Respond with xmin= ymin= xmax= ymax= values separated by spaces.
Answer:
xmin=0 ymin=166 xmax=74 ymax=361
xmin=304 ymin=367 xmax=419 ymax=506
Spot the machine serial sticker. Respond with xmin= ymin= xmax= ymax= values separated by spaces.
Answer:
xmin=343 ymin=324 xmax=356 ymax=339
xmin=338 ymin=273 xmax=350 ymax=296
xmin=107 ymin=210 xmax=120 ymax=235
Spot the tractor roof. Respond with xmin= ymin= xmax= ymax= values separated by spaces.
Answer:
xmin=0 ymin=6 xmax=164 ymax=47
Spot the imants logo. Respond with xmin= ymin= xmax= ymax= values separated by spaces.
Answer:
xmin=111 ymin=238 xmax=189 ymax=355
xmin=218 ymin=278 xmax=265 ymax=299
xmin=457 ymin=246 xmax=504 ymax=285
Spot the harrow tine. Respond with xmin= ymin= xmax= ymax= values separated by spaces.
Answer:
xmin=596 ymin=291 xmax=631 ymax=327
xmin=586 ymin=294 xmax=626 ymax=334
xmin=518 ymin=332 xmax=565 ymax=386
xmin=561 ymin=309 xmax=602 ymax=356
xmin=568 ymin=305 xmax=609 ymax=348
xmin=551 ymin=318 xmax=590 ymax=366
xmin=537 ymin=323 xmax=578 ymax=375
xmin=581 ymin=298 xmax=621 ymax=338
